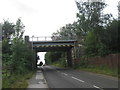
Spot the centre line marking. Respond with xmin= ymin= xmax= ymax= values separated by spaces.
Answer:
xmin=71 ymin=76 xmax=85 ymax=83
xmin=62 ymin=73 xmax=68 ymax=76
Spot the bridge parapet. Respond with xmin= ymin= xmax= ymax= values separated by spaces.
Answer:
xmin=25 ymin=36 xmax=82 ymax=47
xmin=30 ymin=36 xmax=52 ymax=41
xmin=29 ymin=36 xmax=77 ymax=42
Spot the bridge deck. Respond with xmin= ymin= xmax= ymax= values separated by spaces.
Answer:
xmin=30 ymin=40 xmax=77 ymax=52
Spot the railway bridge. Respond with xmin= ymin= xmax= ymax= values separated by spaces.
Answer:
xmin=25 ymin=36 xmax=80 ymax=69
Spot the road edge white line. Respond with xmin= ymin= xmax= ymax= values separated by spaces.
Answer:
xmin=93 ymin=85 xmax=103 ymax=90
xmin=71 ymin=76 xmax=85 ymax=83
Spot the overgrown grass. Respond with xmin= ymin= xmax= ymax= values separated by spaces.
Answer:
xmin=50 ymin=60 xmax=66 ymax=68
xmin=51 ymin=63 xmax=65 ymax=68
xmin=49 ymin=58 xmax=119 ymax=78
xmin=2 ymin=71 xmax=35 ymax=88
xmin=74 ymin=56 xmax=119 ymax=78
xmin=77 ymin=65 xmax=119 ymax=78
xmin=51 ymin=62 xmax=119 ymax=78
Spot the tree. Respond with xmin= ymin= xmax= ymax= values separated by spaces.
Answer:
xmin=52 ymin=23 xmax=77 ymax=40
xmin=2 ymin=18 xmax=33 ymax=74
xmin=10 ymin=18 xmax=31 ymax=73
xmin=2 ymin=20 xmax=15 ymax=54
xmin=2 ymin=20 xmax=15 ymax=40
xmin=45 ymin=52 xmax=63 ymax=64
xmin=52 ymin=0 xmax=113 ymax=43
xmin=76 ymin=0 xmax=113 ymax=34
xmin=103 ymin=20 xmax=119 ymax=53
xmin=75 ymin=0 xmax=115 ymax=56
xmin=2 ymin=20 xmax=15 ymax=71
xmin=118 ymin=1 xmax=120 ymax=20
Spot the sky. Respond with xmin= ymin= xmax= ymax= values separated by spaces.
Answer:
xmin=0 ymin=0 xmax=119 ymax=64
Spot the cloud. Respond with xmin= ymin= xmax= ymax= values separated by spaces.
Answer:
xmin=12 ymin=0 xmax=38 ymax=14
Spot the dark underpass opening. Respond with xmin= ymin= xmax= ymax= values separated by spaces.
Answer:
xmin=32 ymin=40 xmax=76 ymax=68
xmin=36 ymin=49 xmax=72 ymax=68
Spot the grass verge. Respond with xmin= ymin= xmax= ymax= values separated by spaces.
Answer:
xmin=76 ymin=66 xmax=119 ymax=78
xmin=2 ymin=71 xmax=35 ymax=88
xmin=49 ymin=61 xmax=119 ymax=78
xmin=50 ymin=61 xmax=66 ymax=68
xmin=51 ymin=62 xmax=119 ymax=78
xmin=51 ymin=63 xmax=64 ymax=68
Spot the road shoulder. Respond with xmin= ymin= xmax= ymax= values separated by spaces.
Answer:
xmin=27 ymin=68 xmax=48 ymax=89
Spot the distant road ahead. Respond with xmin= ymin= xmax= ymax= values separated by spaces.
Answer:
xmin=41 ymin=66 xmax=118 ymax=89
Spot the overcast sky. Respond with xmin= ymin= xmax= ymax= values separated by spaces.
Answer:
xmin=0 ymin=0 xmax=119 ymax=63
xmin=0 ymin=0 xmax=119 ymax=37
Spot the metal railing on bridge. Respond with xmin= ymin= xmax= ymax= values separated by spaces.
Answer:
xmin=30 ymin=36 xmax=52 ymax=41
xmin=29 ymin=36 xmax=77 ymax=42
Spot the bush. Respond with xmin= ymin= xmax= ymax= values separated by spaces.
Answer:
xmin=79 ymin=56 xmax=89 ymax=68
xmin=74 ymin=56 xmax=89 ymax=69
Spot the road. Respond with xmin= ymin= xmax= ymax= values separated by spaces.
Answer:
xmin=41 ymin=65 xmax=118 ymax=89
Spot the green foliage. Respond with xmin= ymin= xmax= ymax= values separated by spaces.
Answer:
xmin=76 ymin=1 xmax=112 ymax=35
xmin=51 ymin=0 xmax=118 ymax=58
xmin=101 ymin=20 xmax=119 ymax=53
xmin=85 ymin=30 xmax=109 ymax=56
xmin=79 ymin=56 xmax=89 ymax=68
xmin=74 ymin=56 xmax=89 ymax=69
xmin=77 ymin=65 xmax=118 ymax=77
xmin=59 ymin=56 xmax=66 ymax=67
xmin=45 ymin=52 xmax=52 ymax=64
xmin=11 ymin=40 xmax=32 ymax=74
xmin=2 ymin=18 xmax=34 ymax=87
xmin=2 ymin=39 xmax=11 ymax=54
xmin=2 ymin=71 xmax=35 ymax=88
xmin=45 ymin=52 xmax=66 ymax=67
xmin=84 ymin=19 xmax=119 ymax=56
xmin=52 ymin=22 xmax=78 ymax=41
xmin=45 ymin=52 xmax=63 ymax=64
xmin=2 ymin=20 xmax=15 ymax=39
xmin=13 ymin=18 xmax=25 ymax=39
xmin=49 ymin=1 xmax=119 ymax=72
xmin=46 ymin=2 xmax=119 ymax=80
xmin=85 ymin=31 xmax=97 ymax=56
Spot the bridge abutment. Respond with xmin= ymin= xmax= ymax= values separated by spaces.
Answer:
xmin=67 ymin=50 xmax=73 ymax=67
xmin=25 ymin=36 xmax=37 ymax=70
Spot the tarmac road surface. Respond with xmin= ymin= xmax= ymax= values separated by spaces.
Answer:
xmin=41 ymin=65 xmax=118 ymax=90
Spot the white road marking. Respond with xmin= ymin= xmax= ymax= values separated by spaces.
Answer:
xmin=62 ymin=73 xmax=68 ymax=76
xmin=71 ymin=76 xmax=85 ymax=83
xmin=93 ymin=85 xmax=103 ymax=90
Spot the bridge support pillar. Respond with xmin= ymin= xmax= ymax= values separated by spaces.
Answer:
xmin=34 ymin=51 xmax=37 ymax=70
xmin=67 ymin=49 xmax=73 ymax=67
xmin=32 ymin=50 xmax=37 ymax=70
xmin=25 ymin=36 xmax=29 ymax=43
